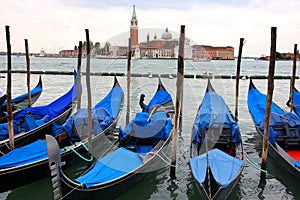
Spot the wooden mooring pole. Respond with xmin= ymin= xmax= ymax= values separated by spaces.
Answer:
xmin=77 ymin=41 xmax=83 ymax=110
xmin=261 ymin=27 xmax=277 ymax=178
xmin=126 ymin=38 xmax=132 ymax=124
xmin=24 ymin=39 xmax=32 ymax=106
xmin=289 ymin=44 xmax=298 ymax=112
xmin=85 ymin=29 xmax=93 ymax=152
xmin=5 ymin=25 xmax=14 ymax=150
xmin=170 ymin=25 xmax=185 ymax=178
xmin=235 ymin=38 xmax=244 ymax=120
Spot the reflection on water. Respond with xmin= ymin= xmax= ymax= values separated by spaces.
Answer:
xmin=0 ymin=57 xmax=299 ymax=199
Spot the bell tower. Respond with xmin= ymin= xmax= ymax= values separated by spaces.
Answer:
xmin=130 ymin=5 xmax=138 ymax=47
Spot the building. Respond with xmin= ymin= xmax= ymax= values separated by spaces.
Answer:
xmin=280 ymin=52 xmax=300 ymax=60
xmin=110 ymin=5 xmax=233 ymax=60
xmin=111 ymin=5 xmax=193 ymax=59
xmin=59 ymin=5 xmax=234 ymax=60
xmin=109 ymin=46 xmax=128 ymax=58
xmin=192 ymin=45 xmax=234 ymax=60
xmin=58 ymin=49 xmax=94 ymax=58
xmin=138 ymin=28 xmax=188 ymax=59
xmin=58 ymin=5 xmax=234 ymax=60
xmin=130 ymin=5 xmax=138 ymax=48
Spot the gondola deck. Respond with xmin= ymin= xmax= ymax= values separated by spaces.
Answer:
xmin=0 ymin=75 xmax=43 ymax=123
xmin=46 ymin=78 xmax=174 ymax=200
xmin=189 ymin=79 xmax=244 ymax=200
xmin=247 ymin=78 xmax=300 ymax=178
xmin=0 ymin=76 xmax=124 ymax=192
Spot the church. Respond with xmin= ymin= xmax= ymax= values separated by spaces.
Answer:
xmin=110 ymin=5 xmax=234 ymax=60
xmin=130 ymin=5 xmax=192 ymax=59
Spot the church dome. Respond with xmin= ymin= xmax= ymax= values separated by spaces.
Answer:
xmin=161 ymin=27 xmax=172 ymax=40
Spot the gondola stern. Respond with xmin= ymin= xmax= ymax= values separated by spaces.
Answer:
xmin=113 ymin=76 xmax=120 ymax=87
xmin=206 ymin=78 xmax=215 ymax=92
xmin=249 ymin=78 xmax=256 ymax=90
xmin=157 ymin=77 xmax=167 ymax=91
xmin=37 ymin=74 xmax=43 ymax=89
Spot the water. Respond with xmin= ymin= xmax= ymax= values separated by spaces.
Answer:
xmin=0 ymin=56 xmax=299 ymax=200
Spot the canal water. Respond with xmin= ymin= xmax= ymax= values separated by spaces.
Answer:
xmin=0 ymin=56 xmax=299 ymax=199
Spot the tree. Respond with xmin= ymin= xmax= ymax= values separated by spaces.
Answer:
xmin=103 ymin=42 xmax=110 ymax=55
xmin=275 ymin=52 xmax=281 ymax=59
xmin=82 ymin=41 xmax=94 ymax=50
xmin=94 ymin=42 xmax=101 ymax=55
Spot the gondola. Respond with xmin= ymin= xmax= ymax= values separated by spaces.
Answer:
xmin=0 ymin=75 xmax=43 ymax=123
xmin=0 ymin=73 xmax=79 ymax=155
xmin=248 ymin=78 xmax=300 ymax=179
xmin=46 ymin=78 xmax=174 ymax=200
xmin=287 ymin=87 xmax=300 ymax=117
xmin=0 ymin=77 xmax=124 ymax=192
xmin=189 ymin=79 xmax=245 ymax=200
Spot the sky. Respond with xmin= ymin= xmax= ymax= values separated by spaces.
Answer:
xmin=0 ymin=0 xmax=300 ymax=57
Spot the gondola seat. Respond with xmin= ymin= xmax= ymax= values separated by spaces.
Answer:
xmin=201 ymin=126 xmax=232 ymax=145
xmin=274 ymin=123 xmax=300 ymax=149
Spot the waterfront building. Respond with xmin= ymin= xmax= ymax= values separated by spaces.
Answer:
xmin=127 ymin=5 xmax=193 ymax=59
xmin=58 ymin=49 xmax=94 ymax=58
xmin=138 ymin=28 xmax=180 ymax=59
xmin=110 ymin=5 xmax=233 ymax=60
xmin=192 ymin=45 xmax=234 ymax=60
xmin=58 ymin=5 xmax=234 ymax=60
xmin=109 ymin=46 xmax=128 ymax=58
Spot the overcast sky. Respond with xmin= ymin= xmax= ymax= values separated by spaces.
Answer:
xmin=0 ymin=0 xmax=299 ymax=57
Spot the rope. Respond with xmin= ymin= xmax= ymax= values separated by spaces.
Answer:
xmin=64 ymin=142 xmax=93 ymax=162
xmin=120 ymin=104 xmax=131 ymax=114
xmin=62 ymin=184 xmax=82 ymax=199
xmin=120 ymin=107 xmax=131 ymax=114
xmin=147 ymin=151 xmax=176 ymax=168
xmin=245 ymin=153 xmax=267 ymax=173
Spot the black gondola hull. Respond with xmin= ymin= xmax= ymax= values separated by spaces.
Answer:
xmin=59 ymin=136 xmax=172 ymax=200
xmin=0 ymin=105 xmax=74 ymax=155
xmin=248 ymin=79 xmax=300 ymax=180
xmin=192 ymin=171 xmax=241 ymax=200
xmin=254 ymin=124 xmax=300 ymax=180
xmin=189 ymin=79 xmax=244 ymax=200
xmin=0 ymin=76 xmax=43 ymax=123
xmin=0 ymin=119 xmax=118 ymax=192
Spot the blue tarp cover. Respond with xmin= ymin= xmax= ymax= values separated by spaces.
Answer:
xmin=0 ymin=114 xmax=51 ymax=140
xmin=53 ymin=80 xmax=123 ymax=140
xmin=95 ymin=85 xmax=123 ymax=119
xmin=145 ymin=90 xmax=172 ymax=113
xmin=0 ymin=79 xmax=79 ymax=140
xmin=293 ymin=161 xmax=300 ymax=168
xmin=190 ymin=148 xmax=244 ymax=188
xmin=259 ymin=112 xmax=300 ymax=144
xmin=62 ymin=107 xmax=113 ymax=141
xmin=15 ymin=80 xmax=78 ymax=121
xmin=119 ymin=112 xmax=172 ymax=140
xmin=248 ymin=86 xmax=285 ymax=125
xmin=0 ymin=140 xmax=63 ymax=168
xmin=191 ymin=90 xmax=241 ymax=144
xmin=76 ymin=147 xmax=143 ymax=188
xmin=293 ymin=90 xmax=300 ymax=117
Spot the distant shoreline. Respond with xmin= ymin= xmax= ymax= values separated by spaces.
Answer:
xmin=0 ymin=70 xmax=297 ymax=80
